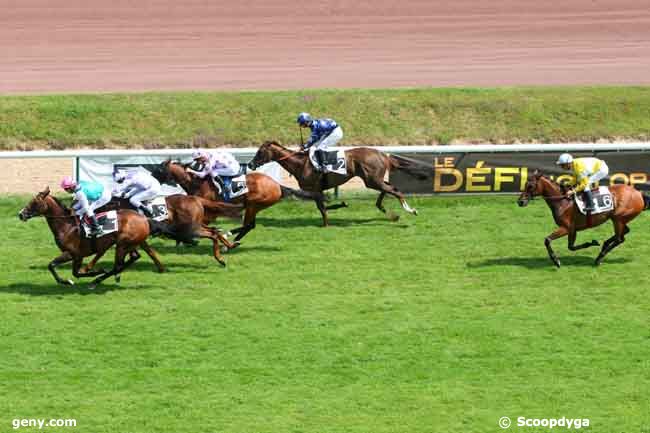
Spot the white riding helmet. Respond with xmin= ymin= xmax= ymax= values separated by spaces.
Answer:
xmin=556 ymin=153 xmax=574 ymax=165
xmin=114 ymin=170 xmax=128 ymax=182
xmin=192 ymin=149 xmax=208 ymax=160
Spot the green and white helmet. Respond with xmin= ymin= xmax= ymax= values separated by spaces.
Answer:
xmin=556 ymin=153 xmax=573 ymax=165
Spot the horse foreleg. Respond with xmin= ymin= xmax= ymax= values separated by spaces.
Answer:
xmin=79 ymin=250 xmax=109 ymax=274
xmin=73 ymin=256 xmax=107 ymax=278
xmin=545 ymin=227 xmax=569 ymax=268
xmin=197 ymin=226 xmax=228 ymax=266
xmin=568 ymin=230 xmax=600 ymax=251
xmin=48 ymin=251 xmax=75 ymax=285
xmin=141 ymin=240 xmax=165 ymax=273
xmin=233 ymin=207 xmax=257 ymax=243
xmin=375 ymin=192 xmax=387 ymax=213
xmin=325 ymin=202 xmax=348 ymax=210
xmin=89 ymin=245 xmax=137 ymax=289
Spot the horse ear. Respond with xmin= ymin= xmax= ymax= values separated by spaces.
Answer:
xmin=533 ymin=169 xmax=541 ymax=176
xmin=41 ymin=186 xmax=50 ymax=196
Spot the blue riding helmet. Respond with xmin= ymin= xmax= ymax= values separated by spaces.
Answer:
xmin=297 ymin=112 xmax=312 ymax=126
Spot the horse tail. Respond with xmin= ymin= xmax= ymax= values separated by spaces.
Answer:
xmin=148 ymin=219 xmax=198 ymax=244
xmin=196 ymin=197 xmax=244 ymax=219
xmin=643 ymin=193 xmax=650 ymax=210
xmin=388 ymin=154 xmax=431 ymax=180
xmin=280 ymin=185 xmax=325 ymax=202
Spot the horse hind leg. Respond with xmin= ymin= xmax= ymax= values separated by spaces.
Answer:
xmin=595 ymin=223 xmax=629 ymax=266
xmin=367 ymin=179 xmax=417 ymax=217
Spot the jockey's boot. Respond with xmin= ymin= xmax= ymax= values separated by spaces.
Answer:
xmin=139 ymin=205 xmax=154 ymax=218
xmin=315 ymin=150 xmax=326 ymax=172
xmin=89 ymin=215 xmax=103 ymax=236
xmin=212 ymin=175 xmax=224 ymax=195
xmin=583 ymin=190 xmax=595 ymax=212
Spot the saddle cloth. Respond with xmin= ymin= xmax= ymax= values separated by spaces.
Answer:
xmin=147 ymin=196 xmax=169 ymax=221
xmin=228 ymin=174 xmax=248 ymax=200
xmin=574 ymin=186 xmax=614 ymax=215
xmin=309 ymin=148 xmax=347 ymax=175
xmin=81 ymin=210 xmax=119 ymax=238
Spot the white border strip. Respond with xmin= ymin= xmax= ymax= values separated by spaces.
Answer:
xmin=2 ymin=142 xmax=650 ymax=158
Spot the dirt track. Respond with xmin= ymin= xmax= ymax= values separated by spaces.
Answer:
xmin=2 ymin=0 xmax=650 ymax=94
xmin=2 ymin=0 xmax=650 ymax=192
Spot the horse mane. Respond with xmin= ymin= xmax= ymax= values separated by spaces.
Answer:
xmin=49 ymin=195 xmax=73 ymax=215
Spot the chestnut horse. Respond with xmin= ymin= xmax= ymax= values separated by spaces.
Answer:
xmin=517 ymin=170 xmax=650 ymax=267
xmin=152 ymin=160 xmax=322 ymax=243
xmin=248 ymin=141 xmax=430 ymax=226
xmin=18 ymin=187 xmax=195 ymax=288
xmin=96 ymin=194 xmax=243 ymax=268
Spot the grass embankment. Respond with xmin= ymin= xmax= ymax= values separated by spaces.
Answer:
xmin=1 ymin=86 xmax=650 ymax=150
xmin=1 ymin=195 xmax=649 ymax=432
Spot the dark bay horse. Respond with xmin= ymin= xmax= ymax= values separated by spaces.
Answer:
xmin=18 ymin=187 xmax=195 ymax=288
xmin=248 ymin=141 xmax=430 ymax=226
xmin=517 ymin=170 xmax=650 ymax=267
xmin=97 ymin=194 xmax=243 ymax=267
xmin=153 ymin=160 xmax=322 ymax=243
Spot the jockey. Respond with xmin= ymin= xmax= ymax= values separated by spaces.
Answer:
xmin=297 ymin=112 xmax=343 ymax=171
xmin=60 ymin=176 xmax=111 ymax=236
xmin=187 ymin=149 xmax=241 ymax=196
xmin=113 ymin=169 xmax=161 ymax=217
xmin=556 ymin=153 xmax=609 ymax=211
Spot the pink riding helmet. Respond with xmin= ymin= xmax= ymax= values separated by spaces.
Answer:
xmin=60 ymin=176 xmax=77 ymax=190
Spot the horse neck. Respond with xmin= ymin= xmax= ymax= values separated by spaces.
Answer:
xmin=539 ymin=177 xmax=566 ymax=212
xmin=170 ymin=166 xmax=194 ymax=192
xmin=271 ymin=145 xmax=305 ymax=177
xmin=43 ymin=197 xmax=76 ymax=240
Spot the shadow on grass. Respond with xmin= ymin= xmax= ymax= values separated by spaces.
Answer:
xmin=152 ymin=243 xmax=283 ymax=256
xmin=468 ymin=255 xmax=631 ymax=269
xmin=255 ymin=216 xmax=409 ymax=229
xmin=0 ymin=280 xmax=128 ymax=296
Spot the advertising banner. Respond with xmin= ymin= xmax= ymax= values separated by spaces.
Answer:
xmin=389 ymin=151 xmax=650 ymax=194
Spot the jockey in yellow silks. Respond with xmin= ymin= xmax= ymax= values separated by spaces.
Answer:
xmin=556 ymin=153 xmax=609 ymax=211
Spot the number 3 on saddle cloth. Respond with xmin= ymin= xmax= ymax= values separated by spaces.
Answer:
xmin=80 ymin=211 xmax=119 ymax=238
xmin=308 ymin=148 xmax=347 ymax=175
xmin=574 ymin=186 xmax=614 ymax=215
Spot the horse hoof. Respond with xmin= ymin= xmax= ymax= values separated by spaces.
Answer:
xmin=553 ymin=259 xmax=561 ymax=268
xmin=158 ymin=268 xmax=166 ymax=273
xmin=67 ymin=279 xmax=75 ymax=286
xmin=115 ymin=275 xmax=121 ymax=283
xmin=220 ymin=246 xmax=229 ymax=254
xmin=88 ymin=284 xmax=96 ymax=291
xmin=341 ymin=201 xmax=348 ymax=208
xmin=591 ymin=240 xmax=600 ymax=246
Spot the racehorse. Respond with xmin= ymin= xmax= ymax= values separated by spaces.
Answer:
xmin=247 ymin=141 xmax=430 ymax=226
xmin=91 ymin=194 xmax=243 ymax=269
xmin=152 ymin=160 xmax=323 ymax=243
xmin=18 ymin=187 xmax=195 ymax=288
xmin=517 ymin=169 xmax=650 ymax=267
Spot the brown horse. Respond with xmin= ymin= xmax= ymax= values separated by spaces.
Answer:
xmin=152 ymin=160 xmax=322 ymax=243
xmin=247 ymin=141 xmax=429 ymax=226
xmin=517 ymin=170 xmax=650 ymax=267
xmin=18 ymin=187 xmax=195 ymax=288
xmin=95 ymin=194 xmax=243 ymax=268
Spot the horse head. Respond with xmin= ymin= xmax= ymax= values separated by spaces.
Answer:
xmin=517 ymin=169 xmax=544 ymax=207
xmin=19 ymin=187 xmax=52 ymax=220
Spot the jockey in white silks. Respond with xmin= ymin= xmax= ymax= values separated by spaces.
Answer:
xmin=187 ymin=149 xmax=241 ymax=196
xmin=113 ymin=169 xmax=161 ymax=217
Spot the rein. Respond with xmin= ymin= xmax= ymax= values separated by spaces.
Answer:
xmin=275 ymin=149 xmax=303 ymax=162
